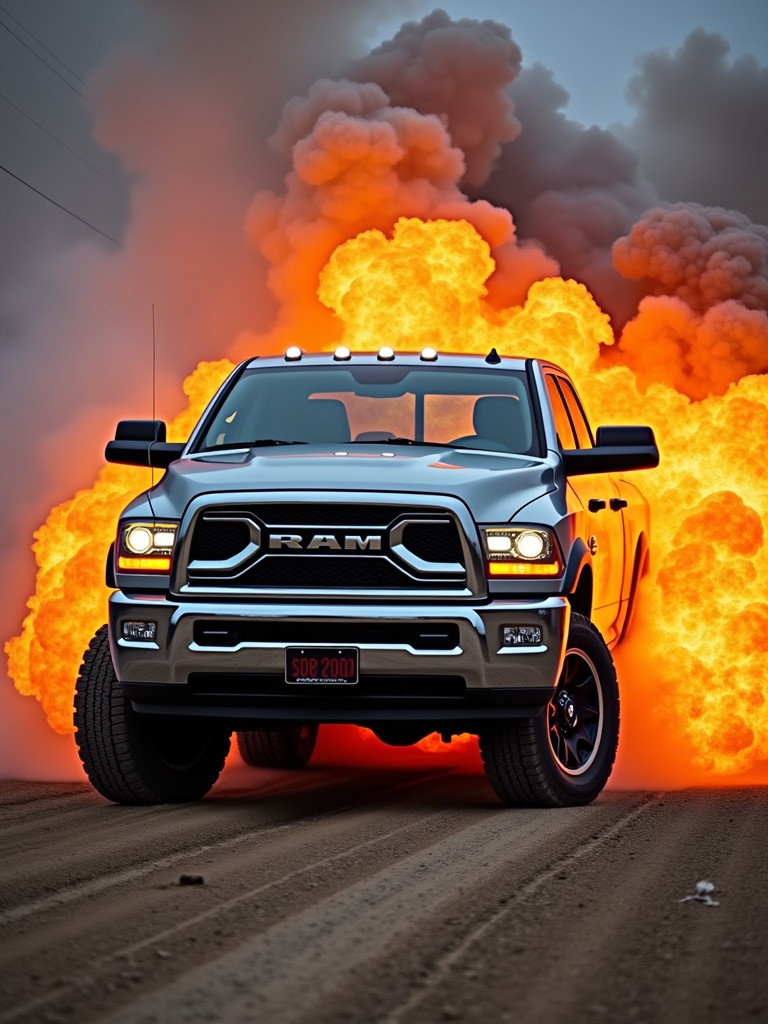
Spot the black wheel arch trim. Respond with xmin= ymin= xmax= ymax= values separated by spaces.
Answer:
xmin=105 ymin=543 xmax=116 ymax=589
xmin=562 ymin=536 xmax=591 ymax=596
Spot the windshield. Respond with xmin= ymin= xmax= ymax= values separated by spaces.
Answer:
xmin=194 ymin=364 xmax=540 ymax=456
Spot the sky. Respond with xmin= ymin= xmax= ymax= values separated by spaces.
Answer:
xmin=0 ymin=0 xmax=766 ymax=778
xmin=438 ymin=0 xmax=768 ymax=127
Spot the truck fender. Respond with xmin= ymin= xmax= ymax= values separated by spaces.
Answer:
xmin=561 ymin=537 xmax=593 ymax=617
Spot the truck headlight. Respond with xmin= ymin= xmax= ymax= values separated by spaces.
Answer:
xmin=482 ymin=527 xmax=562 ymax=578
xmin=117 ymin=522 xmax=178 ymax=573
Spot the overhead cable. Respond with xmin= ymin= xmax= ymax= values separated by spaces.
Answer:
xmin=0 ymin=161 xmax=122 ymax=246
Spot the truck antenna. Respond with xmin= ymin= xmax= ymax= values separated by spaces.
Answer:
xmin=152 ymin=303 xmax=157 ymax=422
xmin=149 ymin=304 xmax=157 ymax=500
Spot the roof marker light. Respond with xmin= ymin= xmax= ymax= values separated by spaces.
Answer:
xmin=420 ymin=347 xmax=438 ymax=361
xmin=333 ymin=346 xmax=351 ymax=361
xmin=284 ymin=346 xmax=303 ymax=361
xmin=377 ymin=346 xmax=395 ymax=361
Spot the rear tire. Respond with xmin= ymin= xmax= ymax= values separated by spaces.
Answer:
xmin=236 ymin=724 xmax=318 ymax=769
xmin=478 ymin=613 xmax=619 ymax=807
xmin=74 ymin=626 xmax=230 ymax=804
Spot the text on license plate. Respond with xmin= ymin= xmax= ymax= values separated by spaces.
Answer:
xmin=285 ymin=647 xmax=358 ymax=685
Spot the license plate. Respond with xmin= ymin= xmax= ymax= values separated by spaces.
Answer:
xmin=285 ymin=647 xmax=358 ymax=685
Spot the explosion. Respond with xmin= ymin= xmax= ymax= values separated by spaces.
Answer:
xmin=4 ymin=9 xmax=768 ymax=781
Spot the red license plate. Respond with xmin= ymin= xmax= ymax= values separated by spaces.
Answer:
xmin=285 ymin=647 xmax=359 ymax=685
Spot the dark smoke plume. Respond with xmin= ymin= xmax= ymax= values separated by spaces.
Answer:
xmin=625 ymin=29 xmax=768 ymax=227
xmin=614 ymin=203 xmax=768 ymax=398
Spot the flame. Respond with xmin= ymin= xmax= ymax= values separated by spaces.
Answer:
xmin=6 ymin=211 xmax=768 ymax=783
xmin=4 ymin=360 xmax=234 ymax=734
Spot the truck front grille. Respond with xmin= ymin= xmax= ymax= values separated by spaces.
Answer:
xmin=179 ymin=500 xmax=470 ymax=596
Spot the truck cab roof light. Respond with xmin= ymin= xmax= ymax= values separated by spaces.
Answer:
xmin=420 ymin=347 xmax=438 ymax=361
xmin=377 ymin=346 xmax=395 ymax=361
xmin=284 ymin=346 xmax=303 ymax=361
xmin=333 ymin=346 xmax=351 ymax=361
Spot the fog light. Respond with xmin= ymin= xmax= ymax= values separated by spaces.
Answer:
xmin=122 ymin=621 xmax=158 ymax=642
xmin=502 ymin=625 xmax=542 ymax=647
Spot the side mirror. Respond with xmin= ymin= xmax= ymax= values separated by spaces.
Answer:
xmin=562 ymin=425 xmax=659 ymax=476
xmin=105 ymin=420 xmax=185 ymax=468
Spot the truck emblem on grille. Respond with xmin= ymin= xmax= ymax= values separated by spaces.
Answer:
xmin=267 ymin=532 xmax=383 ymax=552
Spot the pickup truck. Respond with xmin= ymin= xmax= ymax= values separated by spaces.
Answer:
xmin=74 ymin=347 xmax=658 ymax=807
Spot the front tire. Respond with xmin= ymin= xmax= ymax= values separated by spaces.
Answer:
xmin=74 ymin=626 xmax=231 ymax=804
xmin=236 ymin=724 xmax=318 ymax=769
xmin=479 ymin=613 xmax=619 ymax=807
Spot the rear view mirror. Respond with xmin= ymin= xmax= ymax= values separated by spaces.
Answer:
xmin=562 ymin=425 xmax=659 ymax=476
xmin=105 ymin=420 xmax=185 ymax=468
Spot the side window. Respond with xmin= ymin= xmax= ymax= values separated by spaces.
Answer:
xmin=557 ymin=378 xmax=594 ymax=449
xmin=544 ymin=375 xmax=577 ymax=449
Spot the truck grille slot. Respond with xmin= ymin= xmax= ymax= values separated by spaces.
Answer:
xmin=181 ymin=501 xmax=469 ymax=595
xmin=248 ymin=503 xmax=410 ymax=526
xmin=187 ymin=673 xmax=467 ymax=699
xmin=400 ymin=522 xmax=464 ymax=564
xmin=190 ymin=519 xmax=251 ymax=561
xmin=193 ymin=621 xmax=460 ymax=650
xmin=232 ymin=557 xmax=463 ymax=590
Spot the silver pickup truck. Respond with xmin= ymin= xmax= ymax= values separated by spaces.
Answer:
xmin=75 ymin=348 xmax=658 ymax=807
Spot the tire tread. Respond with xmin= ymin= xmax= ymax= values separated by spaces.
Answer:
xmin=479 ymin=614 xmax=619 ymax=808
xmin=74 ymin=626 xmax=229 ymax=804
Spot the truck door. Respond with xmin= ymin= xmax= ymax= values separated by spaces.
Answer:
xmin=544 ymin=375 xmax=625 ymax=643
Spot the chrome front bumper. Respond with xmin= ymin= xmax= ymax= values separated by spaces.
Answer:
xmin=109 ymin=591 xmax=570 ymax=722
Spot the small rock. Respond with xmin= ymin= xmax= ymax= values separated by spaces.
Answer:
xmin=178 ymin=874 xmax=205 ymax=886
xmin=156 ymin=949 xmax=172 ymax=959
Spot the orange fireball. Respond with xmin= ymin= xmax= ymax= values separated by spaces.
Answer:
xmin=7 ymin=212 xmax=768 ymax=782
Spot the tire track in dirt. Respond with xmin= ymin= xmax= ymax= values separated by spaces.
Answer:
xmin=2 ymin=778 xmax=766 ymax=1024
xmin=95 ymin=794 xmax=656 ymax=1024
xmin=0 ymin=768 xmax=493 ymax=1023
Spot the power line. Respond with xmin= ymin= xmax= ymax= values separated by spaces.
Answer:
xmin=0 ymin=161 xmax=122 ymax=246
xmin=0 ymin=91 xmax=120 ymax=186
xmin=0 ymin=15 xmax=84 ymax=99
xmin=0 ymin=3 xmax=86 ymax=87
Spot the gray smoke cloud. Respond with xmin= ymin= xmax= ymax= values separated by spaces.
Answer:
xmin=613 ymin=203 xmax=768 ymax=398
xmin=349 ymin=8 xmax=522 ymax=186
xmin=239 ymin=7 xmax=556 ymax=350
xmin=0 ymin=0 xmax=416 ymax=779
xmin=624 ymin=28 xmax=768 ymax=227
xmin=467 ymin=62 xmax=658 ymax=327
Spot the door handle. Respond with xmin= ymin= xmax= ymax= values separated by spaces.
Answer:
xmin=610 ymin=497 xmax=628 ymax=511
xmin=588 ymin=498 xmax=606 ymax=512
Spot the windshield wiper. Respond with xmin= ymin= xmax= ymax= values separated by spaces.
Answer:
xmin=379 ymin=437 xmax=443 ymax=447
xmin=202 ymin=439 xmax=309 ymax=452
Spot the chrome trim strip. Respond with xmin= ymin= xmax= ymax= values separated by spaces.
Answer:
xmin=496 ymin=644 xmax=548 ymax=655
xmin=187 ymin=514 xmax=262 ymax=574
xmin=389 ymin=516 xmax=465 ymax=578
xmin=189 ymin=641 xmax=464 ymax=656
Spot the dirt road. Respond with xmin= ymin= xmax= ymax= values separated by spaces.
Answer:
xmin=1 ymin=743 xmax=767 ymax=1024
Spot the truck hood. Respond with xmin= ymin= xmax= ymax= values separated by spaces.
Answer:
xmin=131 ymin=444 xmax=557 ymax=523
